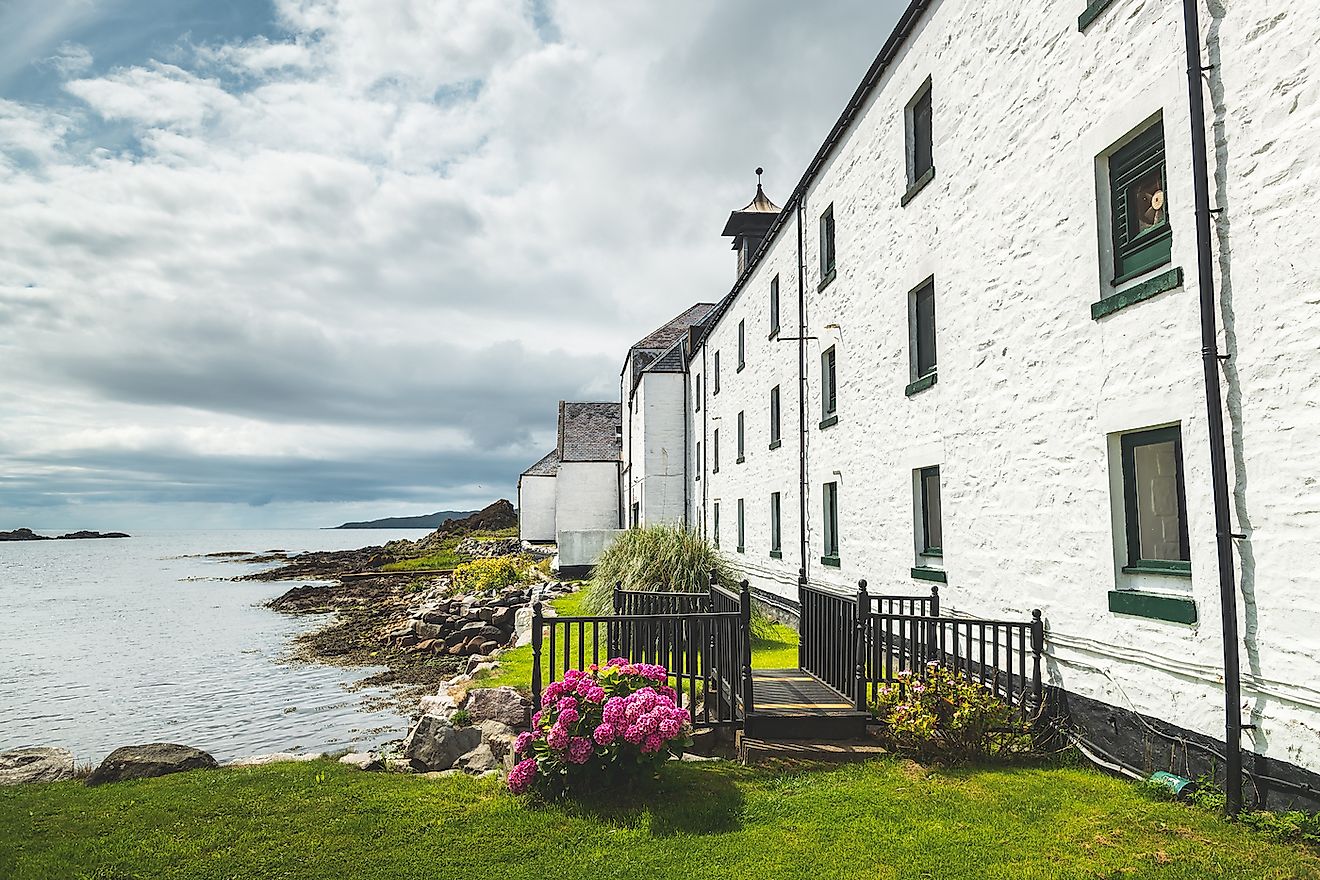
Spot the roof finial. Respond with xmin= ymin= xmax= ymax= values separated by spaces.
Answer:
xmin=756 ymin=166 xmax=764 ymax=187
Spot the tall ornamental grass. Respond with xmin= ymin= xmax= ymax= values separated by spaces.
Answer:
xmin=583 ymin=526 xmax=773 ymax=636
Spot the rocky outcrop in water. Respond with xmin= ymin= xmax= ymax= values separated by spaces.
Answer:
xmin=85 ymin=743 xmax=217 ymax=786
xmin=0 ymin=529 xmax=129 ymax=541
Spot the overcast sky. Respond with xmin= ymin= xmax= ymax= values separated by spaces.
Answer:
xmin=0 ymin=0 xmax=903 ymax=529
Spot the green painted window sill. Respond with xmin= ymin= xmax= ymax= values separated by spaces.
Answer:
xmin=1092 ymin=267 xmax=1183 ymax=320
xmin=737 ymin=364 xmax=745 ymax=373
xmin=1108 ymin=590 xmax=1197 ymax=624
xmin=821 ymin=555 xmax=841 ymax=568
xmin=906 ymin=371 xmax=938 ymax=397
xmin=819 ymin=414 xmax=839 ymax=430
xmin=736 ymin=546 xmax=745 ymax=554
xmin=922 ymin=547 xmax=943 ymax=559
xmin=769 ymin=438 xmax=782 ymax=450
xmin=911 ymin=566 xmax=947 ymax=584
xmin=712 ymin=467 xmax=719 ymax=474
xmin=817 ymin=268 xmax=836 ymax=292
xmin=770 ymin=550 xmax=783 ymax=560
xmin=1078 ymin=0 xmax=1117 ymax=31
xmin=901 ymin=166 xmax=936 ymax=207
xmin=769 ymin=328 xmax=780 ymax=340
xmin=1122 ymin=561 xmax=1192 ymax=577
xmin=736 ymin=455 xmax=745 ymax=464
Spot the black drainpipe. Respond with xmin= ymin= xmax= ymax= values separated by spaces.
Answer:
xmin=796 ymin=198 xmax=809 ymax=612
xmin=1183 ymin=0 xmax=1243 ymax=815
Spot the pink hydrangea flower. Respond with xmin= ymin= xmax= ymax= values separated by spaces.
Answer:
xmin=514 ymin=731 xmax=535 ymax=756
xmin=593 ymin=722 xmax=617 ymax=745
xmin=641 ymin=734 xmax=665 ymax=754
xmin=557 ymin=696 xmax=578 ymax=714
xmin=546 ymin=724 xmax=569 ymax=752
xmin=558 ymin=707 xmax=581 ymax=726
xmin=507 ymin=758 xmax=537 ymax=794
xmin=567 ymin=737 xmax=593 ymax=764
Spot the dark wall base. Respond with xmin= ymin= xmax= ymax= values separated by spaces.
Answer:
xmin=1050 ymin=687 xmax=1320 ymax=812
xmin=555 ymin=564 xmax=593 ymax=580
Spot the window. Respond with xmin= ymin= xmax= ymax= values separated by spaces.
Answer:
xmin=822 ymin=481 xmax=840 ymax=565
xmin=713 ymin=352 xmax=720 ymax=393
xmin=770 ymin=492 xmax=782 ymax=558
xmin=695 ymin=374 xmax=701 ymax=411
xmin=736 ymin=411 xmax=745 ymax=463
xmin=1109 ymin=120 xmax=1171 ymax=283
xmin=631 ymin=502 xmax=640 ymax=529
xmin=820 ymin=345 xmax=838 ymax=427
xmin=713 ymin=501 xmax=720 ymax=549
xmin=919 ymin=466 xmax=943 ymax=557
xmin=769 ymin=275 xmax=780 ymax=337
xmin=818 ymin=204 xmax=835 ymax=288
xmin=907 ymin=277 xmax=937 ymax=395
xmin=1120 ymin=426 xmax=1190 ymax=574
xmin=737 ymin=320 xmax=745 ymax=371
xmin=712 ymin=428 xmax=720 ymax=473
xmin=907 ymin=79 xmax=934 ymax=187
xmin=736 ymin=498 xmax=745 ymax=553
xmin=695 ymin=441 xmax=701 ymax=479
xmin=769 ymin=385 xmax=781 ymax=448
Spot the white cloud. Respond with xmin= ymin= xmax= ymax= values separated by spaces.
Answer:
xmin=0 ymin=0 xmax=906 ymax=527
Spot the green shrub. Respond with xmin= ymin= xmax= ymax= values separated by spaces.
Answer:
xmin=449 ymin=709 xmax=472 ymax=727
xmin=870 ymin=663 xmax=1031 ymax=762
xmin=452 ymin=557 xmax=526 ymax=594
xmin=583 ymin=525 xmax=741 ymax=612
xmin=1154 ymin=778 xmax=1320 ymax=845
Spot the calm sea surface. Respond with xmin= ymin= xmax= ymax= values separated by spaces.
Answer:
xmin=0 ymin=529 xmax=428 ymax=764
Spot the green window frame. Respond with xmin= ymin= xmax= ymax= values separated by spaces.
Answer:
xmin=911 ymin=277 xmax=937 ymax=381
xmin=1110 ymin=121 xmax=1172 ymax=284
xmin=737 ymin=320 xmax=745 ymax=371
xmin=1120 ymin=426 xmax=1191 ymax=575
xmin=694 ymin=374 xmax=701 ymax=411
xmin=695 ymin=441 xmax=701 ymax=479
xmin=769 ymin=385 xmax=781 ymax=448
xmin=736 ymin=411 xmax=745 ymax=463
xmin=770 ymin=492 xmax=782 ymax=557
xmin=819 ymin=205 xmax=836 ymax=288
xmin=712 ymin=428 xmax=719 ymax=473
xmin=822 ymin=481 xmax=840 ymax=565
xmin=769 ymin=275 xmax=780 ymax=338
xmin=736 ymin=498 xmax=745 ymax=553
xmin=909 ymin=80 xmax=933 ymax=184
xmin=712 ymin=501 xmax=720 ymax=549
xmin=821 ymin=345 xmax=837 ymax=426
xmin=919 ymin=465 xmax=942 ymax=557
xmin=713 ymin=351 xmax=720 ymax=394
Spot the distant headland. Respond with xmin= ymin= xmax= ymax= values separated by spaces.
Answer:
xmin=0 ymin=528 xmax=130 ymax=541
xmin=331 ymin=511 xmax=477 ymax=530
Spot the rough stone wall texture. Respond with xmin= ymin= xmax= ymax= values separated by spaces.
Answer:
xmin=554 ymin=462 xmax=619 ymax=534
xmin=688 ymin=0 xmax=1320 ymax=773
xmin=517 ymin=475 xmax=556 ymax=543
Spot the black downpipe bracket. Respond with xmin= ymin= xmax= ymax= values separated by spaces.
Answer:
xmin=1182 ymin=0 xmax=1243 ymax=815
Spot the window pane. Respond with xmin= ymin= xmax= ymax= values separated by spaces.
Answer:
xmin=916 ymin=282 xmax=936 ymax=377
xmin=770 ymin=276 xmax=780 ymax=331
xmin=1128 ymin=168 xmax=1166 ymax=236
xmin=737 ymin=411 xmax=744 ymax=456
xmin=770 ymin=386 xmax=780 ymax=442
xmin=1134 ymin=440 xmax=1185 ymax=561
xmin=738 ymin=321 xmax=745 ymax=367
xmin=771 ymin=493 xmax=781 ymax=551
xmin=823 ymin=482 xmax=839 ymax=557
xmin=823 ymin=347 xmax=837 ymax=416
xmin=922 ymin=467 xmax=942 ymax=552
xmin=913 ymin=88 xmax=933 ymax=178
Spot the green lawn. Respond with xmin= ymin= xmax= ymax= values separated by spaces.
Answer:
xmin=472 ymin=591 xmax=802 ymax=692
xmin=380 ymin=550 xmax=468 ymax=572
xmin=2 ymin=758 xmax=1317 ymax=879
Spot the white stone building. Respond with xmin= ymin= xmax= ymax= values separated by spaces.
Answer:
xmin=519 ymin=0 xmax=1320 ymax=806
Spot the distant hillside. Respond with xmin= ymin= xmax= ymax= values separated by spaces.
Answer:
xmin=333 ymin=511 xmax=477 ymax=530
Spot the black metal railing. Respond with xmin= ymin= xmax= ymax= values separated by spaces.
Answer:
xmin=531 ymin=575 xmax=753 ymax=728
xmin=799 ymin=583 xmax=859 ymax=699
xmin=853 ymin=580 xmax=1044 ymax=721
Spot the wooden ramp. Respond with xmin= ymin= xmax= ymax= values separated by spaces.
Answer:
xmin=743 ymin=669 xmax=869 ymax=741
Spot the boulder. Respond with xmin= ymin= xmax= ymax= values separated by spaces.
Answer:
xmin=401 ymin=715 xmax=483 ymax=772
xmin=464 ymin=687 xmax=531 ymax=729
xmin=477 ymin=720 xmax=518 ymax=768
xmin=514 ymin=607 xmax=536 ymax=647
xmin=412 ymin=622 xmax=444 ymax=641
xmin=86 ymin=743 xmax=217 ymax=786
xmin=455 ymin=744 xmax=499 ymax=774
xmin=0 ymin=747 xmax=74 ymax=785
xmin=339 ymin=752 xmax=384 ymax=771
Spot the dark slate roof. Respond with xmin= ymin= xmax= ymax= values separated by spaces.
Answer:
xmin=558 ymin=401 xmax=622 ymax=462
xmin=521 ymin=449 xmax=560 ymax=477
xmin=625 ymin=302 xmax=716 ymax=393
xmin=643 ymin=338 xmax=687 ymax=374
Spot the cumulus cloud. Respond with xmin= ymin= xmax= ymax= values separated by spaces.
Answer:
xmin=0 ymin=0 xmax=904 ymax=527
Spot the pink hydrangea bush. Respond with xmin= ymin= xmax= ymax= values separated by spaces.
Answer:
xmin=507 ymin=659 xmax=692 ymax=796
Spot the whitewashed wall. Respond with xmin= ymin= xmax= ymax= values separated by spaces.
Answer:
xmin=555 ymin=462 xmax=620 ymax=534
xmin=633 ymin=372 xmax=689 ymax=526
xmin=518 ymin=475 xmax=557 ymax=543
xmin=689 ymin=0 xmax=1320 ymax=775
